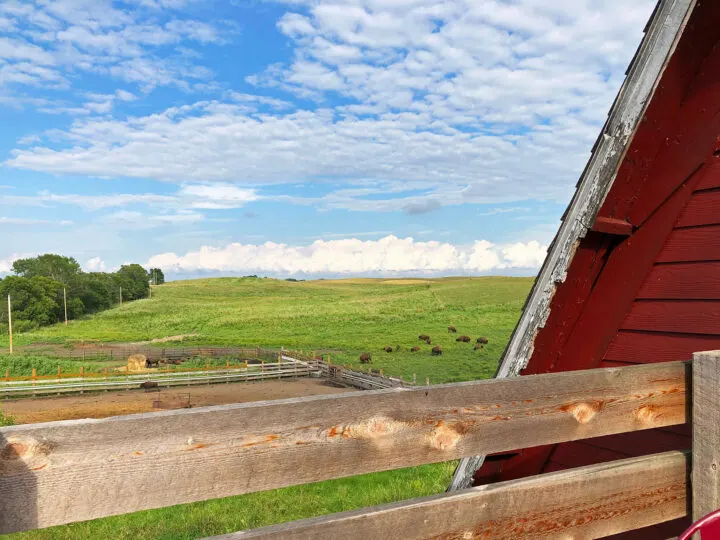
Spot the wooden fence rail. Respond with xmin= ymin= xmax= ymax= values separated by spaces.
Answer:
xmin=0 ymin=360 xmax=688 ymax=534
xmin=212 ymin=451 xmax=689 ymax=540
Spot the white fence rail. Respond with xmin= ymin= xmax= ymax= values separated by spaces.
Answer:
xmin=1 ymin=361 xmax=316 ymax=398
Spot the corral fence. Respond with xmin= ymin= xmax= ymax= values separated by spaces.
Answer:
xmin=0 ymin=349 xmax=411 ymax=397
xmin=2 ymin=350 xmax=717 ymax=538
xmin=0 ymin=360 xmax=314 ymax=398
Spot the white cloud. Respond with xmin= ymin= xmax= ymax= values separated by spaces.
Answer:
xmin=0 ymin=216 xmax=72 ymax=225
xmin=1 ymin=0 xmax=657 ymax=213
xmin=85 ymin=256 xmax=106 ymax=271
xmin=0 ymin=0 xmax=226 ymax=99
xmin=180 ymin=183 xmax=260 ymax=209
xmin=0 ymin=185 xmax=258 ymax=213
xmin=501 ymin=240 xmax=547 ymax=268
xmin=148 ymin=235 xmax=547 ymax=275
xmin=0 ymin=252 xmax=29 ymax=275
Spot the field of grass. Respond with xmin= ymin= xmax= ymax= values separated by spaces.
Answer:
xmin=3 ymin=276 xmax=533 ymax=539
xmin=2 ymin=276 xmax=532 ymax=384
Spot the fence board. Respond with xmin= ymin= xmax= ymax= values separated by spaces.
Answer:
xmin=691 ymin=350 xmax=720 ymax=520
xmin=211 ymin=451 xmax=689 ymax=540
xmin=0 ymin=361 xmax=687 ymax=533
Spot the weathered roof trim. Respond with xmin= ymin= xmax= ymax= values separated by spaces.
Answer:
xmin=449 ymin=0 xmax=696 ymax=492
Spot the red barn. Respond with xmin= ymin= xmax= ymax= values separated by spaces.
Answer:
xmin=452 ymin=0 xmax=720 ymax=537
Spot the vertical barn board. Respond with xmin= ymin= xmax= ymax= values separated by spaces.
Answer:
xmin=692 ymin=350 xmax=720 ymax=521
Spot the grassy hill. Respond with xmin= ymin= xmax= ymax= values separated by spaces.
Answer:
xmin=5 ymin=276 xmax=533 ymax=539
xmin=2 ymin=276 xmax=533 ymax=384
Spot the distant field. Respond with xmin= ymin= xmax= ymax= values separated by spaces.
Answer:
xmin=1 ymin=276 xmax=533 ymax=384
xmin=3 ymin=276 xmax=533 ymax=540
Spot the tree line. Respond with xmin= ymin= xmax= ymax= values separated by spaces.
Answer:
xmin=0 ymin=254 xmax=165 ymax=333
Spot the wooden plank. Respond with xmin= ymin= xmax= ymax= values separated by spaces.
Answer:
xmin=657 ymin=225 xmax=720 ymax=262
xmin=211 ymin=452 xmax=689 ymax=540
xmin=691 ymin=350 xmax=720 ymax=520
xmin=637 ymin=262 xmax=720 ymax=299
xmin=676 ymin=190 xmax=720 ymax=227
xmin=0 ymin=362 xmax=688 ymax=534
xmin=591 ymin=216 xmax=633 ymax=236
xmin=621 ymin=300 xmax=720 ymax=334
xmin=605 ymin=330 xmax=720 ymax=363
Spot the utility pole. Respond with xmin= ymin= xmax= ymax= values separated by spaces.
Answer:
xmin=7 ymin=294 xmax=12 ymax=355
xmin=63 ymin=287 xmax=68 ymax=326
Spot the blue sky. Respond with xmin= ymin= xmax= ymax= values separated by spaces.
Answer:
xmin=0 ymin=0 xmax=656 ymax=278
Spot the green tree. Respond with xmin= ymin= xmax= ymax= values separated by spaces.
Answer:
xmin=115 ymin=264 xmax=150 ymax=301
xmin=72 ymin=272 xmax=116 ymax=313
xmin=148 ymin=268 xmax=165 ymax=285
xmin=0 ymin=275 xmax=64 ymax=332
xmin=12 ymin=254 xmax=81 ymax=284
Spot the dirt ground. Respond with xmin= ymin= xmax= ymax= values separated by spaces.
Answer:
xmin=2 ymin=379 xmax=356 ymax=424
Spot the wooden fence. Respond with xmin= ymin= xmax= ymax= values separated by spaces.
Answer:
xmin=0 ymin=352 xmax=409 ymax=397
xmin=1 ymin=351 xmax=716 ymax=538
xmin=0 ymin=360 xmax=315 ymax=398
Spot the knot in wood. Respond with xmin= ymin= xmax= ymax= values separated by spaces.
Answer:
xmin=561 ymin=401 xmax=603 ymax=424
xmin=634 ymin=405 xmax=660 ymax=424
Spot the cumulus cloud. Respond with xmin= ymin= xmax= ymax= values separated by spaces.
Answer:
xmin=148 ymin=235 xmax=547 ymax=276
xmin=85 ymin=256 xmax=106 ymax=271
xmin=0 ymin=253 xmax=27 ymax=275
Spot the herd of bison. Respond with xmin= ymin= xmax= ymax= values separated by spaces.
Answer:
xmin=358 ymin=326 xmax=489 ymax=364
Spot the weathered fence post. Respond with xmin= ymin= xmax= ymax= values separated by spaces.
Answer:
xmin=692 ymin=350 xmax=720 ymax=522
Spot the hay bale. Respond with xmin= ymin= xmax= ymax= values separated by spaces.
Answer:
xmin=127 ymin=354 xmax=147 ymax=372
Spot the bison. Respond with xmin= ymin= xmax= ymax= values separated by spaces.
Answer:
xmin=456 ymin=335 xmax=472 ymax=343
xmin=476 ymin=337 xmax=489 ymax=345
xmin=474 ymin=344 xmax=484 ymax=351
xmin=448 ymin=326 xmax=457 ymax=333
xmin=145 ymin=358 xmax=160 ymax=368
xmin=140 ymin=381 xmax=159 ymax=391
xmin=383 ymin=346 xmax=393 ymax=353
xmin=431 ymin=345 xmax=443 ymax=356
xmin=359 ymin=353 xmax=372 ymax=364
xmin=410 ymin=346 xmax=421 ymax=352
xmin=418 ymin=334 xmax=430 ymax=342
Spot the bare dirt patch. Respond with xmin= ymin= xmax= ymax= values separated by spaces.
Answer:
xmin=3 ymin=379 xmax=356 ymax=424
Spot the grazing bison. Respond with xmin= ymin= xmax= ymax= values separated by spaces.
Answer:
xmin=448 ymin=326 xmax=457 ymax=333
xmin=474 ymin=344 xmax=484 ymax=351
xmin=476 ymin=337 xmax=489 ymax=344
xmin=140 ymin=381 xmax=159 ymax=391
xmin=410 ymin=346 xmax=420 ymax=352
xmin=359 ymin=353 xmax=372 ymax=364
xmin=146 ymin=358 xmax=160 ymax=368
xmin=383 ymin=346 xmax=394 ymax=353
xmin=418 ymin=334 xmax=430 ymax=342
xmin=456 ymin=335 xmax=472 ymax=343
xmin=431 ymin=345 xmax=443 ymax=356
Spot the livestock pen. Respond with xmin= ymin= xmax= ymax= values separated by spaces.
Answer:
xmin=1 ymin=349 xmax=717 ymax=538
